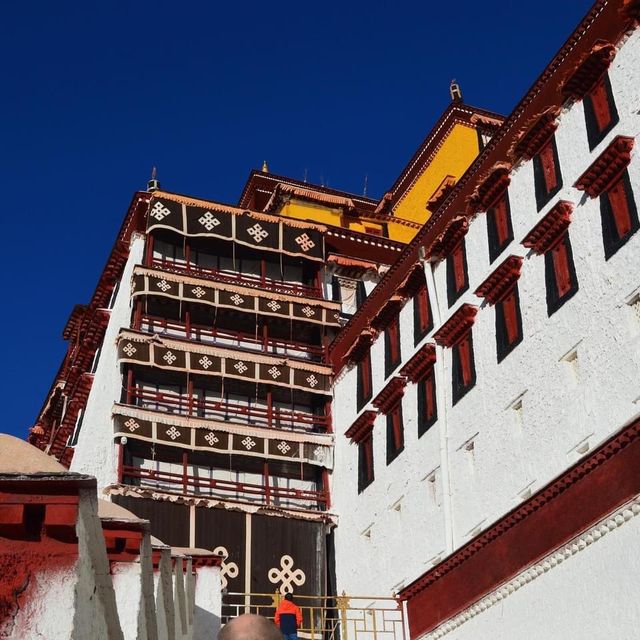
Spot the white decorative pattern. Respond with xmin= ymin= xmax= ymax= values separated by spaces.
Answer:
xmin=301 ymin=305 xmax=315 ymax=318
xmin=268 ymin=555 xmax=306 ymax=594
xmin=423 ymin=497 xmax=640 ymax=639
xmin=204 ymin=432 xmax=219 ymax=446
xmin=306 ymin=374 xmax=319 ymax=388
xmin=241 ymin=436 xmax=256 ymax=450
xmin=213 ymin=546 xmax=239 ymax=589
xmin=124 ymin=419 xmax=140 ymax=432
xmin=199 ymin=211 xmax=221 ymax=231
xmin=192 ymin=286 xmax=206 ymax=299
xmin=247 ymin=223 xmax=269 ymax=243
xmin=267 ymin=300 xmax=282 ymax=312
xmin=295 ymin=233 xmax=315 ymax=252
xmin=268 ymin=366 xmax=282 ymax=379
xmin=199 ymin=356 xmax=213 ymax=370
xmin=230 ymin=294 xmax=244 ymax=306
xmin=234 ymin=361 xmax=248 ymax=374
xmin=313 ymin=446 xmax=325 ymax=461
xmin=166 ymin=426 xmax=181 ymax=441
xmin=277 ymin=441 xmax=291 ymax=455
xmin=163 ymin=351 xmax=177 ymax=365
xmin=150 ymin=201 xmax=171 ymax=221
xmin=157 ymin=279 xmax=171 ymax=292
xmin=122 ymin=343 xmax=137 ymax=357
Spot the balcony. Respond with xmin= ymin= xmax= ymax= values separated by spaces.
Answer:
xmin=138 ymin=314 xmax=325 ymax=362
xmin=128 ymin=387 xmax=330 ymax=434
xmin=151 ymin=258 xmax=323 ymax=299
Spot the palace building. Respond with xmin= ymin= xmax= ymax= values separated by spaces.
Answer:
xmin=13 ymin=0 xmax=640 ymax=638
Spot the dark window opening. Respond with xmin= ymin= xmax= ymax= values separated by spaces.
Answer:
xmin=417 ymin=371 xmax=438 ymax=437
xmin=487 ymin=192 xmax=514 ymax=263
xmin=414 ymin=284 xmax=433 ymax=345
xmin=357 ymin=351 xmax=373 ymax=411
xmin=584 ymin=73 xmax=619 ymax=150
xmin=446 ymin=239 xmax=469 ymax=307
xmin=600 ymin=171 xmax=639 ymax=259
xmin=496 ymin=286 xmax=523 ymax=362
xmin=356 ymin=280 xmax=367 ymax=308
xmin=358 ymin=434 xmax=374 ymax=493
xmin=545 ymin=232 xmax=579 ymax=315
xmin=533 ymin=136 xmax=563 ymax=210
xmin=385 ymin=318 xmax=402 ymax=377
xmin=386 ymin=404 xmax=404 ymax=464
xmin=452 ymin=332 xmax=476 ymax=405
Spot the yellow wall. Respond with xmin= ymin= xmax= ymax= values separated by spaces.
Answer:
xmin=389 ymin=123 xmax=480 ymax=242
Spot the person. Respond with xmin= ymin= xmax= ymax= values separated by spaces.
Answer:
xmin=218 ymin=613 xmax=283 ymax=640
xmin=274 ymin=593 xmax=303 ymax=640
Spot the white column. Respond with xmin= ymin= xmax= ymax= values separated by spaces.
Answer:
xmin=193 ymin=564 xmax=222 ymax=640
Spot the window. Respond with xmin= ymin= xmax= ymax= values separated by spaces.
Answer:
xmin=452 ymin=332 xmax=476 ymax=404
xmin=544 ymin=232 xmax=579 ymax=315
xmin=496 ymin=286 xmax=523 ymax=362
xmin=357 ymin=351 xmax=373 ymax=411
xmin=417 ymin=370 xmax=437 ymax=437
xmin=584 ymin=72 xmax=618 ymax=150
xmin=385 ymin=318 xmax=402 ymax=377
xmin=356 ymin=280 xmax=367 ymax=308
xmin=533 ymin=135 xmax=563 ymax=210
xmin=386 ymin=404 xmax=404 ymax=464
xmin=358 ymin=434 xmax=374 ymax=493
xmin=413 ymin=284 xmax=433 ymax=344
xmin=331 ymin=275 xmax=341 ymax=302
xmin=600 ymin=171 xmax=639 ymax=259
xmin=486 ymin=191 xmax=514 ymax=263
xmin=446 ymin=239 xmax=469 ymax=307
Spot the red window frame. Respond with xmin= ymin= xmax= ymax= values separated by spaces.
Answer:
xmin=386 ymin=404 xmax=404 ymax=464
xmin=584 ymin=72 xmax=618 ymax=150
xmin=358 ymin=434 xmax=375 ymax=493
xmin=385 ymin=318 xmax=402 ymax=376
xmin=413 ymin=284 xmax=433 ymax=344
xmin=533 ymin=135 xmax=563 ymax=210
xmin=544 ymin=232 xmax=579 ymax=315
xmin=600 ymin=171 xmax=639 ymax=259
xmin=446 ymin=239 xmax=469 ymax=307
xmin=496 ymin=286 xmax=523 ymax=362
xmin=417 ymin=370 xmax=437 ymax=437
xmin=357 ymin=351 xmax=373 ymax=410
xmin=452 ymin=331 xmax=476 ymax=404
xmin=487 ymin=191 xmax=514 ymax=263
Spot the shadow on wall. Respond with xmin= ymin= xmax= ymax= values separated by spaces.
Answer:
xmin=195 ymin=606 xmax=220 ymax=639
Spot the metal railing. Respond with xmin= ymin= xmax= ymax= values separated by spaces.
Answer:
xmin=127 ymin=387 xmax=330 ymax=433
xmin=151 ymin=258 xmax=323 ymax=298
xmin=222 ymin=592 xmax=405 ymax=640
xmin=139 ymin=313 xmax=325 ymax=362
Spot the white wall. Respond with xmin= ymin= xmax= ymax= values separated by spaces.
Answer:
xmin=331 ymin=28 xmax=640 ymax=599
xmin=70 ymin=233 xmax=145 ymax=489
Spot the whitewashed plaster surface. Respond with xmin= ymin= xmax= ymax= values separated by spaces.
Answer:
xmin=70 ymin=233 xmax=145 ymax=489
xmin=331 ymin=29 xmax=640 ymax=599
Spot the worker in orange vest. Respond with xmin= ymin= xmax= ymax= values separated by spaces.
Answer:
xmin=274 ymin=593 xmax=303 ymax=640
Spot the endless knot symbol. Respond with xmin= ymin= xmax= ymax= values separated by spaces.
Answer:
xmin=199 ymin=356 xmax=213 ymax=370
xmin=313 ymin=446 xmax=325 ymax=461
xmin=204 ymin=432 xmax=219 ymax=446
xmin=213 ymin=546 xmax=239 ymax=589
xmin=230 ymin=294 xmax=244 ymax=306
xmin=268 ymin=366 xmax=281 ymax=379
xmin=166 ymin=426 xmax=181 ymax=441
xmin=234 ymin=361 xmax=248 ymax=374
xmin=199 ymin=211 xmax=221 ymax=231
xmin=192 ymin=287 xmax=206 ymax=299
xmin=277 ymin=441 xmax=291 ymax=455
xmin=150 ymin=202 xmax=171 ymax=221
xmin=157 ymin=279 xmax=171 ymax=292
xmin=122 ymin=343 xmax=137 ymax=357
xmin=241 ymin=436 xmax=256 ymax=450
xmin=268 ymin=555 xmax=306 ymax=594
xmin=247 ymin=223 xmax=269 ymax=243
xmin=301 ymin=306 xmax=315 ymax=318
xmin=295 ymin=233 xmax=315 ymax=252
xmin=124 ymin=419 xmax=140 ymax=432
xmin=163 ymin=351 xmax=177 ymax=365
xmin=267 ymin=300 xmax=282 ymax=312
xmin=306 ymin=374 xmax=319 ymax=388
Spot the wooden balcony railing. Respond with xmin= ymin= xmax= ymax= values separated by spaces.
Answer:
xmin=151 ymin=258 xmax=323 ymax=299
xmin=139 ymin=314 xmax=325 ymax=362
xmin=121 ymin=465 xmax=328 ymax=510
xmin=128 ymin=387 xmax=330 ymax=433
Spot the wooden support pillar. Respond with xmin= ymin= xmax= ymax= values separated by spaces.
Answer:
xmin=187 ymin=378 xmax=194 ymax=417
xmin=321 ymin=468 xmax=331 ymax=510
xmin=185 ymin=241 xmax=191 ymax=273
xmin=133 ymin=300 xmax=143 ymax=331
xmin=144 ymin=234 xmax=154 ymax=267
xmin=117 ymin=442 xmax=124 ymax=483
xmin=263 ymin=461 xmax=271 ymax=505
xmin=324 ymin=398 xmax=333 ymax=434
xmin=126 ymin=369 xmax=134 ymax=405
xmin=262 ymin=322 xmax=269 ymax=353
xmin=267 ymin=389 xmax=273 ymax=430
xmin=182 ymin=452 xmax=189 ymax=496
xmin=185 ymin=310 xmax=191 ymax=340
xmin=260 ymin=258 xmax=267 ymax=287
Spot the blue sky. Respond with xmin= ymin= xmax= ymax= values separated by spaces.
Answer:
xmin=1 ymin=0 xmax=594 ymax=439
